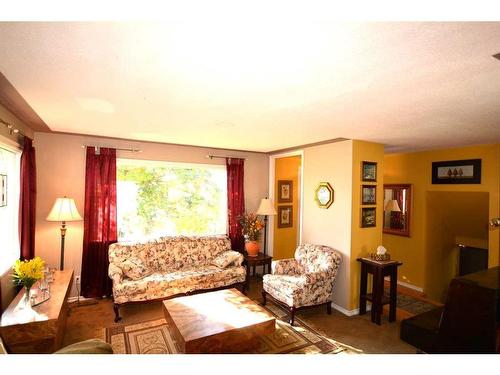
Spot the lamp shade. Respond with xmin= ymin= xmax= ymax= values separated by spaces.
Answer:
xmin=256 ymin=198 xmax=277 ymax=216
xmin=46 ymin=197 xmax=83 ymax=222
xmin=384 ymin=199 xmax=401 ymax=212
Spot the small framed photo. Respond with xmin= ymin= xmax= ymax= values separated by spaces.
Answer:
xmin=361 ymin=207 xmax=376 ymax=228
xmin=278 ymin=180 xmax=293 ymax=203
xmin=278 ymin=205 xmax=293 ymax=228
xmin=432 ymin=159 xmax=481 ymax=184
xmin=362 ymin=161 xmax=377 ymax=182
xmin=0 ymin=174 xmax=6 ymax=207
xmin=361 ymin=185 xmax=376 ymax=205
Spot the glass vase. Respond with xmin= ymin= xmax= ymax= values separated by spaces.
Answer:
xmin=23 ymin=286 xmax=32 ymax=309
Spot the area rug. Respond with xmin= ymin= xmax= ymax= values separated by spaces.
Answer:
xmin=105 ymin=302 xmax=344 ymax=354
xmin=396 ymin=294 xmax=438 ymax=315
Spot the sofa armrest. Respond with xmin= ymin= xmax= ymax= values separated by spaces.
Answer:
xmin=54 ymin=339 xmax=113 ymax=354
xmin=108 ymin=263 xmax=124 ymax=285
xmin=272 ymin=258 xmax=301 ymax=276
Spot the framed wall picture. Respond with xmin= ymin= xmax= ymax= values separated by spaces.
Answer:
xmin=278 ymin=180 xmax=293 ymax=203
xmin=431 ymin=159 xmax=481 ymax=184
xmin=361 ymin=185 xmax=377 ymax=205
xmin=361 ymin=207 xmax=376 ymax=228
xmin=0 ymin=174 xmax=6 ymax=207
xmin=277 ymin=205 xmax=293 ymax=228
xmin=362 ymin=161 xmax=377 ymax=182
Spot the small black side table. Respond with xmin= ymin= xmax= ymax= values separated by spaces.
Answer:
xmin=243 ymin=252 xmax=273 ymax=291
xmin=357 ymin=257 xmax=402 ymax=325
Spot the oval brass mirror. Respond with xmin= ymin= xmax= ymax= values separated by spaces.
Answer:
xmin=383 ymin=184 xmax=411 ymax=237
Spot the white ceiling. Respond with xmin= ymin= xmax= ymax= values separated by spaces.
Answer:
xmin=0 ymin=21 xmax=500 ymax=153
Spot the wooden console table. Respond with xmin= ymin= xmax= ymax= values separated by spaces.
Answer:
xmin=0 ymin=270 xmax=73 ymax=353
xmin=357 ymin=258 xmax=402 ymax=325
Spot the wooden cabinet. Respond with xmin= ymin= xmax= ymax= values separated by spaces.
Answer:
xmin=0 ymin=270 xmax=73 ymax=353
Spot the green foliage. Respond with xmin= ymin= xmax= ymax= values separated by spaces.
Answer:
xmin=117 ymin=164 xmax=224 ymax=238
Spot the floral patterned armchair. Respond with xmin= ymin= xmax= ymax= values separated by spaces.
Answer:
xmin=262 ymin=244 xmax=342 ymax=325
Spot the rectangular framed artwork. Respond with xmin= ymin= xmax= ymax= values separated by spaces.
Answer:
xmin=277 ymin=205 xmax=293 ymax=228
xmin=361 ymin=207 xmax=376 ymax=228
xmin=362 ymin=161 xmax=377 ymax=182
xmin=361 ymin=185 xmax=377 ymax=205
xmin=278 ymin=180 xmax=293 ymax=203
xmin=431 ymin=159 xmax=481 ymax=184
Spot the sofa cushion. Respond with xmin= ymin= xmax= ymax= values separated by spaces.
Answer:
xmin=211 ymin=251 xmax=243 ymax=268
xmin=113 ymin=265 xmax=246 ymax=304
xmin=120 ymin=256 xmax=152 ymax=281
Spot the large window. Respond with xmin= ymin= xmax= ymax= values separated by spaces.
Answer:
xmin=117 ymin=159 xmax=227 ymax=242
xmin=0 ymin=145 xmax=21 ymax=274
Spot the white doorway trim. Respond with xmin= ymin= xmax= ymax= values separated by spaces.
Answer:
xmin=267 ymin=150 xmax=304 ymax=257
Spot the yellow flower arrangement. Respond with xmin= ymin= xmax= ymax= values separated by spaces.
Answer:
xmin=238 ymin=212 xmax=264 ymax=241
xmin=12 ymin=257 xmax=45 ymax=289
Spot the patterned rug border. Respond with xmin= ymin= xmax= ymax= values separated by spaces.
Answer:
xmin=105 ymin=300 xmax=346 ymax=355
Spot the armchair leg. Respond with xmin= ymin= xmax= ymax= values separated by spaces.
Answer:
xmin=289 ymin=306 xmax=296 ymax=326
xmin=113 ymin=303 xmax=122 ymax=323
xmin=327 ymin=302 xmax=332 ymax=315
xmin=261 ymin=290 xmax=267 ymax=306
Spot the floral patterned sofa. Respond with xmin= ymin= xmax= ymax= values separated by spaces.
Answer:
xmin=262 ymin=244 xmax=342 ymax=325
xmin=108 ymin=235 xmax=246 ymax=322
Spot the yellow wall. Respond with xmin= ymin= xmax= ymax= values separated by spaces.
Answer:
xmin=383 ymin=144 xmax=500 ymax=291
xmin=273 ymin=155 xmax=301 ymax=260
xmin=349 ymin=140 xmax=385 ymax=310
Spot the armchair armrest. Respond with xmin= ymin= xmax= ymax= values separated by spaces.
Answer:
xmin=272 ymin=258 xmax=301 ymax=276
xmin=108 ymin=263 xmax=124 ymax=285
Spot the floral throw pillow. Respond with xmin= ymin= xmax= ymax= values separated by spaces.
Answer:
xmin=211 ymin=251 xmax=242 ymax=268
xmin=120 ymin=256 xmax=153 ymax=280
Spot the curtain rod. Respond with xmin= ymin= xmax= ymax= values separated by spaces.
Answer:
xmin=81 ymin=145 xmax=142 ymax=153
xmin=0 ymin=118 xmax=28 ymax=139
xmin=206 ymin=154 xmax=247 ymax=160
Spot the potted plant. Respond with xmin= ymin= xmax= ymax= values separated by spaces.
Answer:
xmin=238 ymin=212 xmax=264 ymax=257
xmin=12 ymin=256 xmax=45 ymax=308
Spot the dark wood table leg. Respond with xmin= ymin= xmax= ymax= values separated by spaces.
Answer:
xmin=252 ymin=264 xmax=256 ymax=276
xmin=373 ymin=267 xmax=384 ymax=325
xmin=245 ymin=262 xmax=251 ymax=291
xmin=359 ymin=263 xmax=368 ymax=315
xmin=389 ymin=267 xmax=398 ymax=322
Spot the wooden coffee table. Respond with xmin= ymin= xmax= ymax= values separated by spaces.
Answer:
xmin=162 ymin=288 xmax=275 ymax=353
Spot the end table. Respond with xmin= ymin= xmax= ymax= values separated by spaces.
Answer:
xmin=357 ymin=257 xmax=402 ymax=325
xmin=243 ymin=252 xmax=272 ymax=291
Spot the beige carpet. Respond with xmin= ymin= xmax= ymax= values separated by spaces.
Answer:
xmin=106 ymin=302 xmax=345 ymax=354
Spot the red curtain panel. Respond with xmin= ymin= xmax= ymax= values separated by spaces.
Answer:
xmin=226 ymin=157 xmax=245 ymax=251
xmin=19 ymin=137 xmax=36 ymax=260
xmin=81 ymin=147 xmax=117 ymax=298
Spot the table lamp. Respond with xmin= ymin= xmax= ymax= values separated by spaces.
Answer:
xmin=46 ymin=196 xmax=83 ymax=270
xmin=256 ymin=198 xmax=277 ymax=255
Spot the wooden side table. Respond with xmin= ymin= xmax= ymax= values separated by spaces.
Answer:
xmin=0 ymin=270 xmax=73 ymax=353
xmin=243 ymin=252 xmax=272 ymax=291
xmin=356 ymin=257 xmax=402 ymax=325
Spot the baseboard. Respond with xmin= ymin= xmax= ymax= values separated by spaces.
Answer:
xmin=331 ymin=302 xmax=371 ymax=317
xmin=384 ymin=277 xmax=424 ymax=293
xmin=67 ymin=295 xmax=95 ymax=303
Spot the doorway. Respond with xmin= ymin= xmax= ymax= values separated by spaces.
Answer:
xmin=424 ymin=191 xmax=489 ymax=302
xmin=269 ymin=153 xmax=303 ymax=260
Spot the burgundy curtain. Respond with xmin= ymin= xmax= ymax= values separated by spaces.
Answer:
xmin=81 ymin=147 xmax=117 ymax=298
xmin=226 ymin=158 xmax=245 ymax=251
xmin=19 ymin=137 xmax=36 ymax=260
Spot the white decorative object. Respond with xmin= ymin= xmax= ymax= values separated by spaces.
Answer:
xmin=376 ymin=245 xmax=387 ymax=255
